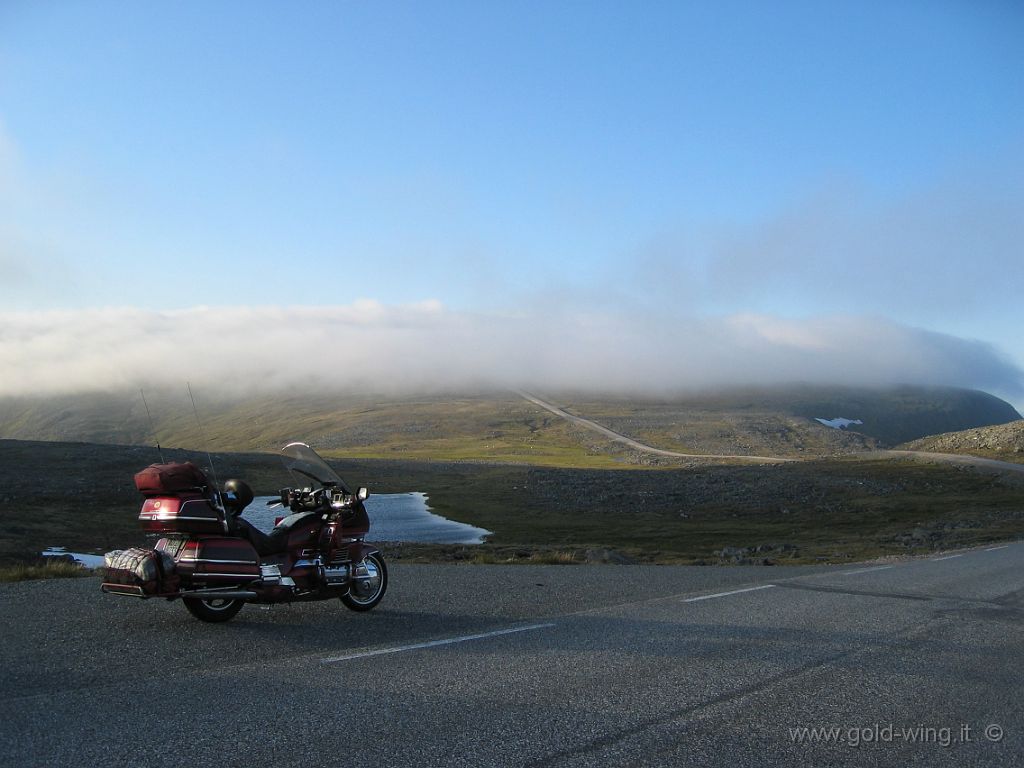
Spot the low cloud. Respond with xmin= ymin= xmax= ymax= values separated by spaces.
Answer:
xmin=0 ymin=302 xmax=1020 ymax=400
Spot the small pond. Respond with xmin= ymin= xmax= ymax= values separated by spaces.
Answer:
xmin=247 ymin=492 xmax=490 ymax=544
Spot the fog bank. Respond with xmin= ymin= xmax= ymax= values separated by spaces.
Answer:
xmin=0 ymin=302 xmax=1020 ymax=399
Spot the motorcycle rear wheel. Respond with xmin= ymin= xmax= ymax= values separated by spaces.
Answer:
xmin=183 ymin=597 xmax=245 ymax=623
xmin=341 ymin=553 xmax=388 ymax=612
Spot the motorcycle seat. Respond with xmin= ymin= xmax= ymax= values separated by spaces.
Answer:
xmin=273 ymin=511 xmax=319 ymax=532
xmin=232 ymin=512 xmax=319 ymax=557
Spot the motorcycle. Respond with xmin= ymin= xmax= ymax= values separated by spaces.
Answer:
xmin=101 ymin=442 xmax=387 ymax=623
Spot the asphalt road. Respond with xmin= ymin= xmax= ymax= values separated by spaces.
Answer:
xmin=1 ymin=545 xmax=1022 ymax=767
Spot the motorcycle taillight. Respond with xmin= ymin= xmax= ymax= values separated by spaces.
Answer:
xmin=141 ymin=497 xmax=182 ymax=517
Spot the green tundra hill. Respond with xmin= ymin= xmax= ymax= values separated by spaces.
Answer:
xmin=0 ymin=385 xmax=1018 ymax=467
xmin=558 ymin=384 xmax=1021 ymax=452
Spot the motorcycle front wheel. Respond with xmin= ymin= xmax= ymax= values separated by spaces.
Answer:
xmin=183 ymin=596 xmax=245 ymax=623
xmin=341 ymin=553 xmax=388 ymax=612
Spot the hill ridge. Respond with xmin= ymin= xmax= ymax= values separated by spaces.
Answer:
xmin=0 ymin=385 xmax=1018 ymax=467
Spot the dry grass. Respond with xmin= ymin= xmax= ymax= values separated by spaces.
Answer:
xmin=0 ymin=560 xmax=95 ymax=582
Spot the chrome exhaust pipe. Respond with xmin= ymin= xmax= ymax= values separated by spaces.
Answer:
xmin=178 ymin=590 xmax=258 ymax=600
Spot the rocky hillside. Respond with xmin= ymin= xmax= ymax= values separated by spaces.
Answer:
xmin=900 ymin=420 xmax=1024 ymax=463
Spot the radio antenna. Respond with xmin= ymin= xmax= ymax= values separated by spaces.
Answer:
xmin=139 ymin=388 xmax=165 ymax=463
xmin=187 ymin=382 xmax=222 ymax=501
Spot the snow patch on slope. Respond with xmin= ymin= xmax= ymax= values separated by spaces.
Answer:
xmin=815 ymin=417 xmax=864 ymax=430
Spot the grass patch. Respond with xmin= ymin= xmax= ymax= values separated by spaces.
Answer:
xmin=0 ymin=560 xmax=95 ymax=582
xmin=468 ymin=549 xmax=583 ymax=565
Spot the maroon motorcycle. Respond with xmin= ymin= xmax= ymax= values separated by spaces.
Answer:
xmin=101 ymin=442 xmax=387 ymax=622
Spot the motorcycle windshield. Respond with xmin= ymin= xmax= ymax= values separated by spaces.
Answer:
xmin=280 ymin=442 xmax=347 ymax=490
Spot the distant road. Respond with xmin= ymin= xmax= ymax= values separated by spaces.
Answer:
xmin=879 ymin=449 xmax=1024 ymax=475
xmin=518 ymin=391 xmax=1024 ymax=474
xmin=3 ymin=545 xmax=1022 ymax=766
xmin=517 ymin=391 xmax=796 ymax=463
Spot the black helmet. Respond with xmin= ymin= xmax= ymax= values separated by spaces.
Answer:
xmin=223 ymin=478 xmax=254 ymax=514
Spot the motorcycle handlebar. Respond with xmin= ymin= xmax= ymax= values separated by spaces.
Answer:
xmin=280 ymin=487 xmax=330 ymax=513
xmin=277 ymin=486 xmax=362 ymax=514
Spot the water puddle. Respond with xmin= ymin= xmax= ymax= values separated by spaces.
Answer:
xmin=41 ymin=548 xmax=105 ymax=568
xmin=368 ymin=492 xmax=491 ymax=544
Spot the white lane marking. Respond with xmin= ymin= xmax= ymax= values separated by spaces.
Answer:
xmin=985 ymin=545 xmax=1009 ymax=552
xmin=932 ymin=554 xmax=963 ymax=561
xmin=840 ymin=565 xmax=894 ymax=576
xmin=321 ymin=623 xmax=556 ymax=664
xmin=682 ymin=584 xmax=776 ymax=603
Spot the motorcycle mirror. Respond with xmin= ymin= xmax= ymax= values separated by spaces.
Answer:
xmin=357 ymin=487 xmax=369 ymax=501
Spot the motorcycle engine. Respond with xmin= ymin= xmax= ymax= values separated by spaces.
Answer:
xmin=323 ymin=563 xmax=350 ymax=585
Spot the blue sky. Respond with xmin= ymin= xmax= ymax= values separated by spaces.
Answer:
xmin=1 ymin=2 xmax=1022 ymax=404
